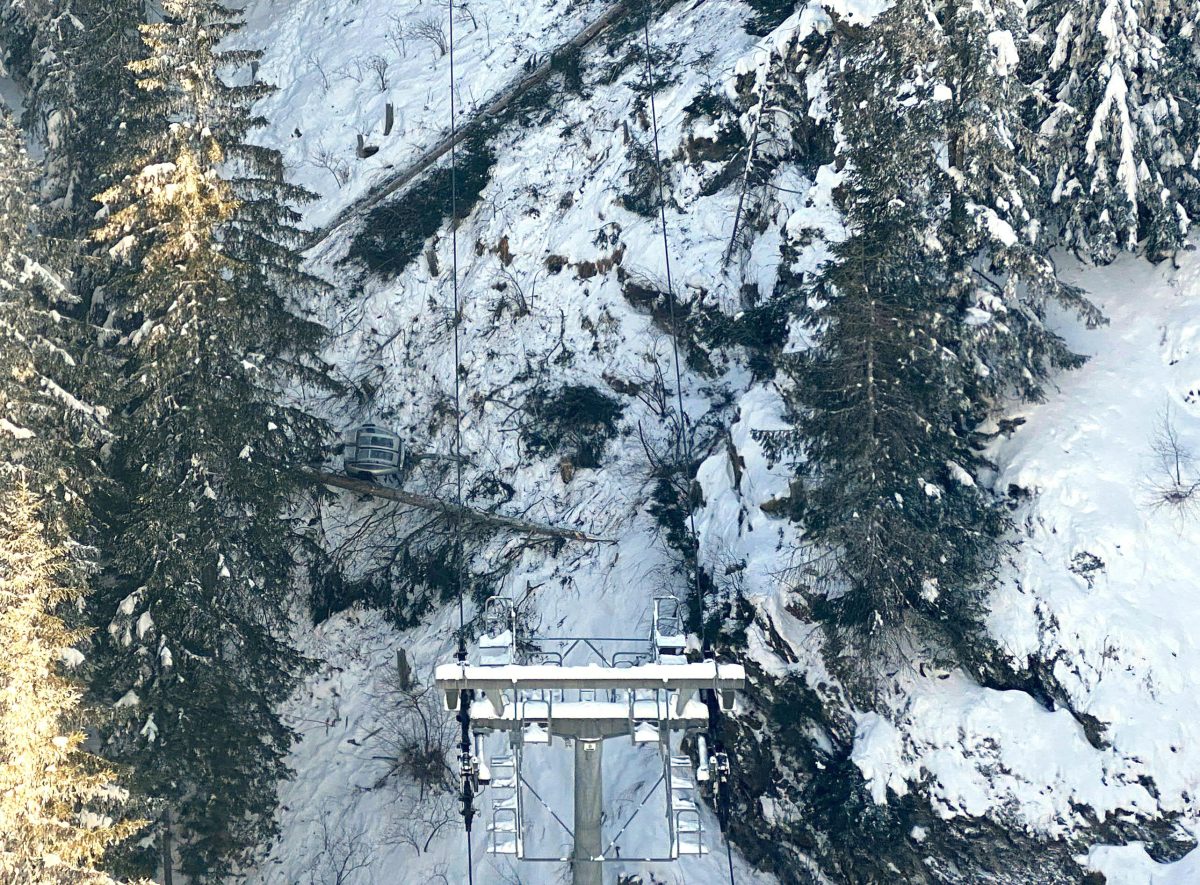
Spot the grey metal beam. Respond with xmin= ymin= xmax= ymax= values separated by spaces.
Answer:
xmin=435 ymin=662 xmax=746 ymax=712
xmin=574 ymin=736 xmax=604 ymax=885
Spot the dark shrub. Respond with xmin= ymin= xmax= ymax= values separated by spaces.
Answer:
xmin=522 ymin=384 xmax=624 ymax=468
xmin=347 ymin=132 xmax=496 ymax=278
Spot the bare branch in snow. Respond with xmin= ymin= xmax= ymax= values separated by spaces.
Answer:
xmin=1145 ymin=404 xmax=1200 ymax=519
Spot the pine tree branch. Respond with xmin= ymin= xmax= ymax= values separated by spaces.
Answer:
xmin=293 ymin=467 xmax=613 ymax=543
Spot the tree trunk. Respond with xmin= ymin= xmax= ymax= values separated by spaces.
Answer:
xmin=295 ymin=468 xmax=613 ymax=543
xmin=161 ymin=808 xmax=174 ymax=885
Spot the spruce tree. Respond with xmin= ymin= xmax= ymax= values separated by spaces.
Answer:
xmin=1027 ymin=0 xmax=1200 ymax=262
xmin=723 ymin=0 xmax=1096 ymax=405
xmin=14 ymin=0 xmax=142 ymax=236
xmin=763 ymin=0 xmax=1035 ymax=677
xmin=91 ymin=0 xmax=331 ymax=876
xmin=937 ymin=0 xmax=1102 ymax=402
xmin=0 ymin=110 xmax=106 ymax=518
xmin=769 ymin=86 xmax=1004 ymax=677
xmin=0 ymin=482 xmax=143 ymax=885
xmin=0 ymin=108 xmax=141 ymax=885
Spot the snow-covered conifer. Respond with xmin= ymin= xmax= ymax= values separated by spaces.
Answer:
xmin=762 ymin=0 xmax=1016 ymax=678
xmin=937 ymin=0 xmax=1102 ymax=401
xmin=91 ymin=0 xmax=332 ymax=876
xmin=726 ymin=0 xmax=1096 ymax=405
xmin=0 ymin=481 xmax=143 ymax=885
xmin=1027 ymin=0 xmax=1200 ymax=262
xmin=772 ymin=125 xmax=1003 ymax=686
xmin=0 ymin=110 xmax=108 ymax=518
xmin=15 ymin=0 xmax=142 ymax=234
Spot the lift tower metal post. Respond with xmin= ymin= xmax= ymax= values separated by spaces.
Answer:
xmin=575 ymin=734 xmax=603 ymax=885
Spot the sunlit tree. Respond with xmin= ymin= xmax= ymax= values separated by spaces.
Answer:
xmin=91 ymin=0 xmax=332 ymax=876
xmin=0 ymin=481 xmax=142 ymax=884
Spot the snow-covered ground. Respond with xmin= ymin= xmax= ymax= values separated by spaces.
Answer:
xmin=238 ymin=0 xmax=615 ymax=229
xmin=848 ymin=251 xmax=1200 ymax=876
xmin=233 ymin=0 xmax=1200 ymax=881
xmin=1088 ymin=839 xmax=1200 ymax=884
xmin=990 ymin=253 xmax=1200 ymax=824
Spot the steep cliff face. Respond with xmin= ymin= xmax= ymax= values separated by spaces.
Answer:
xmin=232 ymin=0 xmax=1200 ymax=882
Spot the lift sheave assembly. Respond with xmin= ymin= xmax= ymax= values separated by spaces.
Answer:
xmin=434 ymin=597 xmax=745 ymax=885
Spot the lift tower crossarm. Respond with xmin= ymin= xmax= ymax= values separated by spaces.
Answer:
xmin=435 ymin=661 xmax=745 ymax=716
xmin=438 ymin=659 xmax=745 ymax=884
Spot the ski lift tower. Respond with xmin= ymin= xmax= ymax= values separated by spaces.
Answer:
xmin=435 ymin=596 xmax=745 ymax=885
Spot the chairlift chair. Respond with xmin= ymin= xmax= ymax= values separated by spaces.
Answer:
xmin=344 ymin=423 xmax=405 ymax=480
xmin=652 ymin=595 xmax=687 ymax=663
xmin=520 ymin=691 xmax=552 ymax=746
xmin=479 ymin=597 xmax=518 ymax=666
xmin=629 ymin=688 xmax=662 ymax=745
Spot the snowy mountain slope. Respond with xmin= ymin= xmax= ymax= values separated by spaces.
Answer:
xmin=994 ymin=254 xmax=1200 ymax=873
xmin=237 ymin=0 xmax=794 ymax=881
xmin=697 ymin=265 xmax=1200 ymax=881
xmin=835 ymin=253 xmax=1200 ymax=873
xmin=232 ymin=0 xmax=1200 ymax=881
xmin=1089 ymin=840 xmax=1200 ymax=885
xmin=237 ymin=0 xmax=616 ymax=230
xmin=990 ymin=254 xmax=1200 ymax=827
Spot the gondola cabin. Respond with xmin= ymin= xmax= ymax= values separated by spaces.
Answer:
xmin=344 ymin=423 xmax=405 ymax=480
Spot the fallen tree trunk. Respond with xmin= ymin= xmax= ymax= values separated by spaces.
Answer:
xmin=297 ymin=468 xmax=613 ymax=544
xmin=305 ymin=0 xmax=632 ymax=252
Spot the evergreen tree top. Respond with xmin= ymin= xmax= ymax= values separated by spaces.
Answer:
xmin=1029 ymin=0 xmax=1200 ymax=260
xmin=86 ymin=1 xmax=330 ymax=874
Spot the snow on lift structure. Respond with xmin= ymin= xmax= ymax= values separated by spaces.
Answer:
xmin=435 ymin=594 xmax=744 ymax=885
xmin=343 ymin=423 xmax=405 ymax=480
